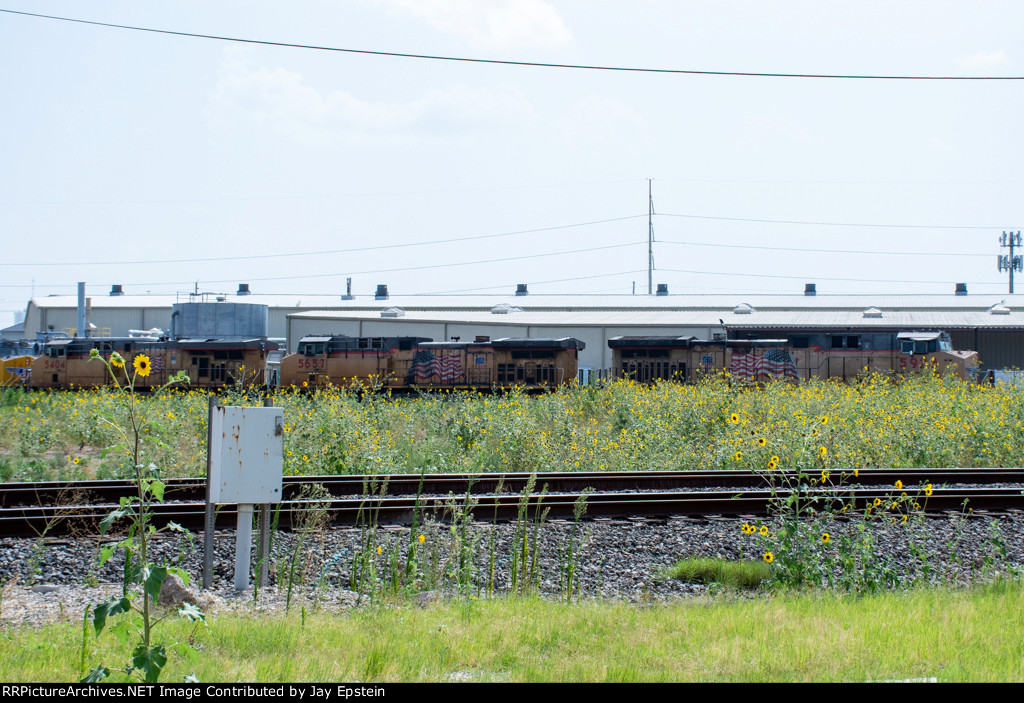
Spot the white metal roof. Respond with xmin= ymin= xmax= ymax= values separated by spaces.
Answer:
xmin=28 ymin=292 xmax=1024 ymax=312
xmin=288 ymin=307 xmax=1024 ymax=329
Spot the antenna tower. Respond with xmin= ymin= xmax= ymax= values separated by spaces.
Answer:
xmin=998 ymin=231 xmax=1023 ymax=294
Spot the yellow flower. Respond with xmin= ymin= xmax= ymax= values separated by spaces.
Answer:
xmin=767 ymin=460 xmax=778 ymax=470
xmin=418 ymin=534 xmax=426 ymax=544
xmin=822 ymin=533 xmax=830 ymax=544
xmin=821 ymin=470 xmax=829 ymax=482
xmin=759 ymin=525 xmax=768 ymax=536
xmin=763 ymin=552 xmax=774 ymax=564
xmin=924 ymin=484 xmax=933 ymax=496
xmin=302 ymin=381 xmax=308 ymax=388
xmin=734 ymin=451 xmax=742 ymax=461
xmin=818 ymin=446 xmax=827 ymax=458
xmin=73 ymin=457 xmax=80 ymax=465
xmin=820 ymin=416 xmax=829 ymax=425
xmin=729 ymin=413 xmax=739 ymax=424
xmin=771 ymin=455 xmax=779 ymax=464
xmin=376 ymin=546 xmax=382 ymax=555
xmin=895 ymin=480 xmax=903 ymax=490
xmin=111 ymin=353 xmax=125 ymax=369
xmin=757 ymin=437 xmax=766 ymax=447
xmin=133 ymin=354 xmax=151 ymax=377
xmin=873 ymin=497 xmax=882 ymax=506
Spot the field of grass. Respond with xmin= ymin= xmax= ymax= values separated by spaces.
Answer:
xmin=1 ymin=582 xmax=1022 ymax=682
xmin=2 ymin=373 xmax=1023 ymax=482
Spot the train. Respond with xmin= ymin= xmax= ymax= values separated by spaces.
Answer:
xmin=22 ymin=336 xmax=278 ymax=389
xmin=277 ymin=335 xmax=586 ymax=390
xmin=3 ymin=328 xmax=978 ymax=392
xmin=608 ymin=331 xmax=979 ymax=384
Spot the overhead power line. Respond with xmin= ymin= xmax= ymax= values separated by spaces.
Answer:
xmin=657 ymin=212 xmax=1011 ymax=230
xmin=658 ymin=239 xmax=990 ymax=258
xmin=422 ymin=269 xmax=649 ymax=295
xmin=658 ymin=267 xmax=994 ymax=285
xmin=92 ymin=241 xmax=648 ymax=288
xmin=3 ymin=8 xmax=1022 ymax=81
xmin=0 ymin=215 xmax=645 ymax=267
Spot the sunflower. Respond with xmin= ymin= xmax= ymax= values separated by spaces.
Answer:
xmin=729 ymin=413 xmax=739 ymax=424
xmin=763 ymin=552 xmax=774 ymax=564
xmin=895 ymin=480 xmax=904 ymax=490
xmin=733 ymin=451 xmax=742 ymax=461
xmin=757 ymin=437 xmax=767 ymax=447
xmin=818 ymin=446 xmax=828 ymax=458
xmin=111 ymin=353 xmax=126 ymax=369
xmin=418 ymin=534 xmax=426 ymax=544
xmin=133 ymin=354 xmax=151 ymax=377
xmin=924 ymin=484 xmax=933 ymax=496
xmin=873 ymin=497 xmax=882 ymax=507
xmin=822 ymin=533 xmax=831 ymax=544
xmin=759 ymin=525 xmax=768 ymax=536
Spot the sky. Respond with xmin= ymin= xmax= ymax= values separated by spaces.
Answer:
xmin=2 ymin=1 xmax=1023 ymax=329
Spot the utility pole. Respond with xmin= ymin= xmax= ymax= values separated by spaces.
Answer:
xmin=648 ymin=178 xmax=654 ymax=295
xmin=998 ymin=231 xmax=1023 ymax=294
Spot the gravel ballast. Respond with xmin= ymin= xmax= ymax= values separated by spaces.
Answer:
xmin=1 ymin=511 xmax=1022 ymax=626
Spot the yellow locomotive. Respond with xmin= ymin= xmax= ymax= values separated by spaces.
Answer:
xmin=609 ymin=331 xmax=978 ymax=384
xmin=279 ymin=335 xmax=585 ymax=390
xmin=28 ymin=337 xmax=278 ymax=389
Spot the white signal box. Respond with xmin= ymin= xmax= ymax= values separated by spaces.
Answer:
xmin=209 ymin=406 xmax=284 ymax=504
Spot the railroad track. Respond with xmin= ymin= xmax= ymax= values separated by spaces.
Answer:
xmin=2 ymin=468 xmax=1022 ymax=537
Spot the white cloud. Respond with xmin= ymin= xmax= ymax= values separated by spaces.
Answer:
xmin=206 ymin=51 xmax=535 ymax=146
xmin=373 ymin=0 xmax=572 ymax=50
xmin=958 ymin=50 xmax=1009 ymax=69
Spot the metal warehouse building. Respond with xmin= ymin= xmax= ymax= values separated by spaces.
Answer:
xmin=19 ymin=285 xmax=1024 ymax=374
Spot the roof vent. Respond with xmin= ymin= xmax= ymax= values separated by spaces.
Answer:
xmin=109 ymin=284 xmax=124 ymax=296
xmin=237 ymin=283 xmax=251 ymax=296
xmin=374 ymin=284 xmax=389 ymax=300
xmin=491 ymin=303 xmax=523 ymax=314
xmin=733 ymin=303 xmax=756 ymax=314
xmin=804 ymin=283 xmax=816 ymax=296
xmin=656 ymin=283 xmax=669 ymax=296
xmin=380 ymin=307 xmax=405 ymax=318
xmin=515 ymin=283 xmax=529 ymax=296
xmin=341 ymin=277 xmax=354 ymax=301
xmin=988 ymin=301 xmax=1011 ymax=315
xmin=475 ymin=335 xmax=490 ymax=342
xmin=863 ymin=307 xmax=883 ymax=318
xmin=955 ymin=283 xmax=968 ymax=296
xmin=216 ymin=295 xmax=227 ymax=302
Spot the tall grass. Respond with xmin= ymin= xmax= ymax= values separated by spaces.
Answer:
xmin=4 ymin=581 xmax=1022 ymax=682
xmin=3 ymin=374 xmax=1022 ymax=481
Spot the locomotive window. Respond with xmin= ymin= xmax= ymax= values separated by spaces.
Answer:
xmin=789 ymin=336 xmax=810 ymax=349
xmin=48 ymin=347 xmax=65 ymax=358
xmin=510 ymin=350 xmax=556 ymax=359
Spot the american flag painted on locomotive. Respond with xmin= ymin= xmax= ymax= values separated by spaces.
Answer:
xmin=729 ymin=348 xmax=797 ymax=381
xmin=410 ymin=349 xmax=463 ymax=383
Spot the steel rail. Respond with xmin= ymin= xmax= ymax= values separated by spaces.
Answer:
xmin=1 ymin=468 xmax=1021 ymax=509
xmin=2 ymin=485 xmax=1022 ymax=538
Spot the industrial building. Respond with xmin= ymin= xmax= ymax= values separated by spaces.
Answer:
xmin=14 ymin=283 xmax=1023 ymax=375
